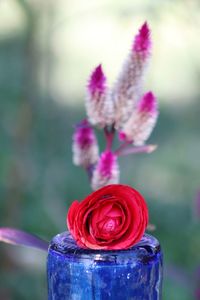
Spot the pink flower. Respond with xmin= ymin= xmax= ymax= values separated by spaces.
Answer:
xmin=138 ymin=91 xmax=158 ymax=114
xmin=91 ymin=151 xmax=119 ymax=190
xmin=133 ymin=22 xmax=151 ymax=56
xmin=72 ymin=120 xmax=99 ymax=167
xmin=120 ymin=92 xmax=158 ymax=145
xmin=67 ymin=184 xmax=149 ymax=250
xmin=86 ymin=65 xmax=114 ymax=127
xmin=112 ymin=22 xmax=152 ymax=128
xmin=87 ymin=64 xmax=106 ymax=96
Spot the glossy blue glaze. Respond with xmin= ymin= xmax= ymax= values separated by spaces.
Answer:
xmin=47 ymin=231 xmax=163 ymax=300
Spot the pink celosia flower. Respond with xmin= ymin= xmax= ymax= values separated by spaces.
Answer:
xmin=91 ymin=151 xmax=119 ymax=190
xmin=119 ymin=92 xmax=158 ymax=145
xmin=72 ymin=120 xmax=99 ymax=167
xmin=88 ymin=64 xmax=106 ymax=96
xmin=112 ymin=22 xmax=151 ymax=128
xmin=138 ymin=91 xmax=158 ymax=113
xmin=86 ymin=65 xmax=114 ymax=127
xmin=74 ymin=22 xmax=158 ymax=190
xmin=133 ymin=22 xmax=151 ymax=55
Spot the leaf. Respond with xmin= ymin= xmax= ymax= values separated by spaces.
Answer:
xmin=0 ymin=227 xmax=48 ymax=252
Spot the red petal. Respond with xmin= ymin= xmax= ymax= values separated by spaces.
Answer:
xmin=66 ymin=201 xmax=80 ymax=233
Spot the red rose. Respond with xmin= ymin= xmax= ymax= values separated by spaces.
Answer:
xmin=67 ymin=184 xmax=148 ymax=250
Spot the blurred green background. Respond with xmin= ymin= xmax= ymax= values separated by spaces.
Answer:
xmin=0 ymin=0 xmax=200 ymax=299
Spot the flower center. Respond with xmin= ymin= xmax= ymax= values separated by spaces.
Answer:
xmin=103 ymin=219 xmax=116 ymax=232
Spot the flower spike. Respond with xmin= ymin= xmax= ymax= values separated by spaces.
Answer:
xmin=73 ymin=22 xmax=158 ymax=190
xmin=120 ymin=91 xmax=158 ymax=145
xmin=86 ymin=65 xmax=114 ymax=127
xmin=91 ymin=151 xmax=119 ymax=190
xmin=112 ymin=22 xmax=152 ymax=128
xmin=72 ymin=119 xmax=99 ymax=167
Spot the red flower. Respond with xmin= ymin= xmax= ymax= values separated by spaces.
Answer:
xmin=67 ymin=184 xmax=148 ymax=250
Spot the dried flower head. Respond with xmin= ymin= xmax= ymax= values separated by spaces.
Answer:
xmin=91 ymin=151 xmax=119 ymax=190
xmin=112 ymin=22 xmax=152 ymax=128
xmin=72 ymin=120 xmax=99 ymax=167
xmin=119 ymin=92 xmax=158 ymax=145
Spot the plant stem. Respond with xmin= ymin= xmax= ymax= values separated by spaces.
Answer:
xmin=104 ymin=125 xmax=115 ymax=151
xmin=114 ymin=141 xmax=131 ymax=156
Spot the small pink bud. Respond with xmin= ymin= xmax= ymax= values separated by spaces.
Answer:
xmin=133 ymin=22 xmax=151 ymax=55
xmin=91 ymin=151 xmax=119 ymax=190
xmin=87 ymin=64 xmax=106 ymax=96
xmin=72 ymin=120 xmax=99 ymax=167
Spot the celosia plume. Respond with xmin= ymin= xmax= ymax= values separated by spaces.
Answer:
xmin=112 ymin=22 xmax=151 ymax=128
xmin=72 ymin=120 xmax=99 ymax=167
xmin=133 ymin=22 xmax=151 ymax=55
xmin=86 ymin=65 xmax=114 ymax=127
xmin=91 ymin=151 xmax=119 ymax=190
xmin=73 ymin=22 xmax=158 ymax=190
xmin=88 ymin=64 xmax=106 ymax=96
xmin=119 ymin=92 xmax=158 ymax=145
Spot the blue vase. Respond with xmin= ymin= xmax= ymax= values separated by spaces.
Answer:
xmin=47 ymin=231 xmax=163 ymax=300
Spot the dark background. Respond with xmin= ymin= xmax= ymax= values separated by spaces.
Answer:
xmin=0 ymin=0 xmax=200 ymax=299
